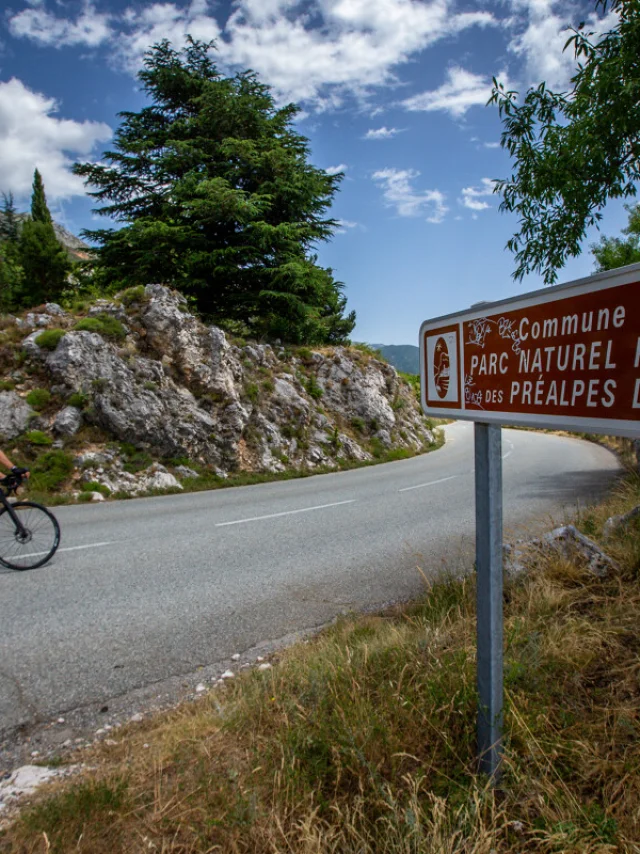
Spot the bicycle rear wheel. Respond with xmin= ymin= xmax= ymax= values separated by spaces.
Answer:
xmin=0 ymin=501 xmax=61 ymax=570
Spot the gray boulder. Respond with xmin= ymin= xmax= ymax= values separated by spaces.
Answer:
xmin=53 ymin=406 xmax=82 ymax=437
xmin=0 ymin=392 xmax=35 ymax=439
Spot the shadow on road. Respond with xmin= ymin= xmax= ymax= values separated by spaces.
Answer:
xmin=520 ymin=468 xmax=621 ymax=503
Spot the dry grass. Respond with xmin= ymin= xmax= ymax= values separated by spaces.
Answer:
xmin=2 ymin=478 xmax=640 ymax=853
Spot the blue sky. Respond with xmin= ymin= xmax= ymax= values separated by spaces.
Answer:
xmin=0 ymin=0 xmax=629 ymax=344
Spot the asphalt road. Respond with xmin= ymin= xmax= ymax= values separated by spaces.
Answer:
xmin=0 ymin=424 xmax=620 ymax=737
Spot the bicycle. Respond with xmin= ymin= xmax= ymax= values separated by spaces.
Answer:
xmin=0 ymin=469 xmax=61 ymax=570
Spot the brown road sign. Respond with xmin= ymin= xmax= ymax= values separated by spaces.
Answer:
xmin=420 ymin=263 xmax=640 ymax=438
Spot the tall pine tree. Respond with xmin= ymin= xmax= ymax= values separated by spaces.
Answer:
xmin=19 ymin=169 xmax=70 ymax=306
xmin=0 ymin=193 xmax=24 ymax=311
xmin=74 ymin=39 xmax=355 ymax=344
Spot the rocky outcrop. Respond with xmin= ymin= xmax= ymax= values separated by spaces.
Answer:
xmin=0 ymin=392 xmax=35 ymax=440
xmin=3 ymin=285 xmax=436 ymax=497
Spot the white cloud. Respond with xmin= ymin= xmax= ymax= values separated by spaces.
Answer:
xmin=402 ymin=66 xmax=500 ymax=118
xmin=8 ymin=0 xmax=496 ymax=109
xmin=373 ymin=168 xmax=447 ymax=223
xmin=0 ymin=78 xmax=112 ymax=201
xmin=325 ymin=164 xmax=348 ymax=175
xmin=365 ymin=126 xmax=402 ymax=140
xmin=484 ymin=141 xmax=500 ymax=149
xmin=218 ymin=0 xmax=495 ymax=106
xmin=505 ymin=0 xmax=620 ymax=91
xmin=459 ymin=178 xmax=496 ymax=211
xmin=336 ymin=218 xmax=359 ymax=233
xmin=9 ymin=2 xmax=112 ymax=48
xmin=114 ymin=0 xmax=222 ymax=73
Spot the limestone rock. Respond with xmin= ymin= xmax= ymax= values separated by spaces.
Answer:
xmin=0 ymin=392 xmax=35 ymax=439
xmin=81 ymin=463 xmax=182 ymax=497
xmin=53 ymin=406 xmax=82 ymax=437
xmin=44 ymin=303 xmax=66 ymax=317
xmin=603 ymin=505 xmax=640 ymax=539
xmin=45 ymin=330 xmax=230 ymax=466
xmin=139 ymin=284 xmax=241 ymax=400
xmin=541 ymin=525 xmax=618 ymax=576
xmin=175 ymin=465 xmax=199 ymax=480
xmin=9 ymin=283 xmax=435 ymax=480
xmin=505 ymin=524 xmax=618 ymax=578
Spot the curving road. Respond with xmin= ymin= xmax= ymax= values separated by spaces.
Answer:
xmin=0 ymin=424 xmax=620 ymax=743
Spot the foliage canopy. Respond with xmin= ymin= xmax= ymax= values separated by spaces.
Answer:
xmin=591 ymin=202 xmax=640 ymax=270
xmin=490 ymin=0 xmax=640 ymax=283
xmin=75 ymin=39 xmax=355 ymax=345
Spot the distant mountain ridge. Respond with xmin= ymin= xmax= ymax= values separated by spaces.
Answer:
xmin=0 ymin=211 xmax=92 ymax=262
xmin=371 ymin=344 xmax=419 ymax=375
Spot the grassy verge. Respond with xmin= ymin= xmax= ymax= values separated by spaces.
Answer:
xmin=2 ymin=475 xmax=639 ymax=852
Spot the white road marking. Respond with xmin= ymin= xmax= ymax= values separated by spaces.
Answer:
xmin=12 ymin=542 xmax=114 ymax=560
xmin=503 ymin=439 xmax=515 ymax=461
xmin=215 ymin=500 xmax=356 ymax=527
xmin=398 ymin=475 xmax=458 ymax=493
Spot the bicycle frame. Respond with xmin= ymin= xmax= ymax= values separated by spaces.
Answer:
xmin=0 ymin=486 xmax=29 ymax=537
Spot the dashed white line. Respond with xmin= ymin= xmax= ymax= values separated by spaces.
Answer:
xmin=215 ymin=500 xmax=356 ymax=527
xmin=503 ymin=439 xmax=515 ymax=461
xmin=398 ymin=475 xmax=458 ymax=493
xmin=12 ymin=542 xmax=114 ymax=560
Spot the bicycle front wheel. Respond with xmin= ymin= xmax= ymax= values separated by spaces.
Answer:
xmin=0 ymin=501 xmax=61 ymax=570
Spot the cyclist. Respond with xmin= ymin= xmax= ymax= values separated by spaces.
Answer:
xmin=0 ymin=450 xmax=29 ymax=478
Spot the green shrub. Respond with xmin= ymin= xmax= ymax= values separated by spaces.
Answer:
xmin=330 ymin=425 xmax=342 ymax=453
xmin=370 ymin=436 xmax=385 ymax=458
xmin=74 ymin=314 xmax=126 ymax=340
xmin=351 ymin=416 xmax=365 ymax=434
xmin=35 ymin=328 xmax=65 ymax=351
xmin=30 ymin=450 xmax=74 ymax=491
xmin=118 ymin=285 xmax=146 ymax=307
xmin=120 ymin=443 xmax=152 ymax=473
xmin=385 ymin=447 xmax=413 ymax=462
xmin=81 ymin=481 xmax=111 ymax=497
xmin=262 ymin=379 xmax=275 ymax=394
xmin=399 ymin=371 xmax=420 ymax=401
xmin=297 ymin=347 xmax=313 ymax=363
xmin=352 ymin=342 xmax=383 ymax=358
xmin=77 ymin=492 xmax=93 ymax=503
xmin=24 ymin=430 xmax=53 ymax=446
xmin=26 ymin=388 xmax=51 ymax=410
xmin=244 ymin=383 xmax=260 ymax=404
xmin=68 ymin=391 xmax=88 ymax=409
xmin=92 ymin=378 xmax=108 ymax=392
xmin=0 ymin=380 xmax=15 ymax=391
xmin=304 ymin=375 xmax=323 ymax=400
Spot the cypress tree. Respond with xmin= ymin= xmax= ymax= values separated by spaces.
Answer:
xmin=31 ymin=169 xmax=53 ymax=225
xmin=19 ymin=170 xmax=70 ymax=306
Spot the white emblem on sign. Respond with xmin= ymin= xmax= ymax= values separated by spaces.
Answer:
xmin=426 ymin=332 xmax=459 ymax=403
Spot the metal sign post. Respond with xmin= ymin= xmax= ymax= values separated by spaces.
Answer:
xmin=474 ymin=423 xmax=503 ymax=780
xmin=418 ymin=262 xmax=640 ymax=780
